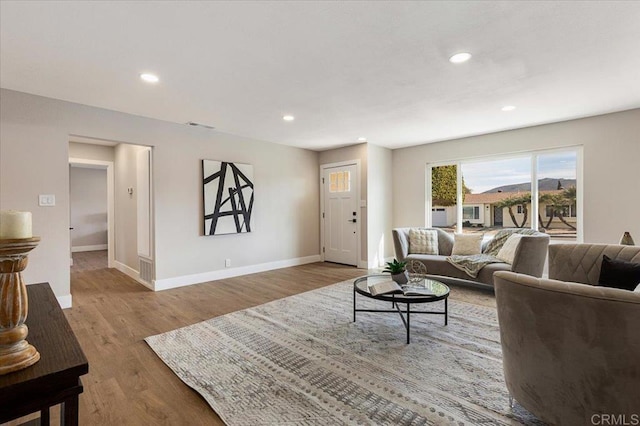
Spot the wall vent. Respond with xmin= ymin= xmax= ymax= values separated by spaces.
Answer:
xmin=139 ymin=257 xmax=154 ymax=283
xmin=185 ymin=121 xmax=215 ymax=130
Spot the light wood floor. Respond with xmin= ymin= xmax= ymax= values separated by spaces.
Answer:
xmin=13 ymin=251 xmax=495 ymax=425
xmin=68 ymin=252 xmax=366 ymax=425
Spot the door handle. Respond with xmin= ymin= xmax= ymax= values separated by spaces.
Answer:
xmin=348 ymin=219 xmax=357 ymax=223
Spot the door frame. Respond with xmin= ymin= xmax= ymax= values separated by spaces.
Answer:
xmin=69 ymin=157 xmax=115 ymax=268
xmin=319 ymin=160 xmax=361 ymax=267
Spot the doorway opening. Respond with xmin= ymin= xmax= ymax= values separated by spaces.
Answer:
xmin=69 ymin=160 xmax=114 ymax=269
xmin=68 ymin=136 xmax=154 ymax=290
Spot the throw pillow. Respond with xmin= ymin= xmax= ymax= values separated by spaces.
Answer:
xmin=598 ymin=255 xmax=640 ymax=291
xmin=496 ymin=233 xmax=524 ymax=264
xmin=635 ymin=283 xmax=640 ymax=293
xmin=451 ymin=233 xmax=483 ymax=256
xmin=483 ymin=229 xmax=517 ymax=256
xmin=408 ymin=229 xmax=439 ymax=255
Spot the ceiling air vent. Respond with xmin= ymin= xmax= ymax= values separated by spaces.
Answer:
xmin=185 ymin=121 xmax=215 ymax=130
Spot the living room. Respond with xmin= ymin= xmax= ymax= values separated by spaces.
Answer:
xmin=1 ymin=1 xmax=639 ymax=425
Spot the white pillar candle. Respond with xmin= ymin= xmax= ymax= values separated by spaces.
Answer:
xmin=0 ymin=210 xmax=33 ymax=239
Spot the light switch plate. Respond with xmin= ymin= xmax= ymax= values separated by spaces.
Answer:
xmin=39 ymin=194 xmax=56 ymax=206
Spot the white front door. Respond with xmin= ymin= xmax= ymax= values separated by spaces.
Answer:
xmin=323 ymin=164 xmax=358 ymax=266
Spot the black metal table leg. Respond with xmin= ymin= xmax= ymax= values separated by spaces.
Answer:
xmin=353 ymin=287 xmax=356 ymax=322
xmin=406 ymin=303 xmax=411 ymax=344
xmin=445 ymin=298 xmax=448 ymax=325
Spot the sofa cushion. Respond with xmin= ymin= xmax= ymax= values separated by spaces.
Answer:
xmin=476 ymin=262 xmax=512 ymax=285
xmin=405 ymin=254 xmax=510 ymax=286
xmin=451 ymin=233 xmax=483 ymax=255
xmin=408 ymin=229 xmax=439 ymax=255
xmin=496 ymin=234 xmax=524 ymax=264
xmin=598 ymin=255 xmax=640 ymax=291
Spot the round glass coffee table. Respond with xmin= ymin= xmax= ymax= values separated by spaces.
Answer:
xmin=353 ymin=274 xmax=450 ymax=344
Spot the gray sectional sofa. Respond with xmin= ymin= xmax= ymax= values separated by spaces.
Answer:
xmin=392 ymin=227 xmax=550 ymax=288
xmin=494 ymin=244 xmax=640 ymax=425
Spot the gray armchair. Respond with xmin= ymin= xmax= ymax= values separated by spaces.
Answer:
xmin=494 ymin=244 xmax=640 ymax=425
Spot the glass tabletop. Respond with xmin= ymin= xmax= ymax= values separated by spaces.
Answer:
xmin=354 ymin=274 xmax=449 ymax=302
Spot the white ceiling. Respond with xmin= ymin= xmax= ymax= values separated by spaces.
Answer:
xmin=2 ymin=1 xmax=639 ymax=151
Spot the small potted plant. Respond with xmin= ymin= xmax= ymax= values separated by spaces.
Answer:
xmin=383 ymin=258 xmax=409 ymax=284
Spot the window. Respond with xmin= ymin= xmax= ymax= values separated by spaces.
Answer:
xmin=463 ymin=206 xmax=480 ymax=220
xmin=428 ymin=148 xmax=580 ymax=241
xmin=460 ymin=156 xmax=531 ymax=235
xmin=329 ymin=171 xmax=350 ymax=193
xmin=546 ymin=204 xmax=576 ymax=218
xmin=545 ymin=205 xmax=554 ymax=217
xmin=537 ymin=151 xmax=578 ymax=238
xmin=430 ymin=165 xmax=457 ymax=228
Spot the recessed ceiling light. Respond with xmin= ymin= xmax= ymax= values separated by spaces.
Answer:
xmin=501 ymin=105 xmax=516 ymax=112
xmin=357 ymin=137 xmax=367 ymax=142
xmin=449 ymin=52 xmax=472 ymax=64
xmin=283 ymin=115 xmax=295 ymax=121
xmin=140 ymin=73 xmax=159 ymax=83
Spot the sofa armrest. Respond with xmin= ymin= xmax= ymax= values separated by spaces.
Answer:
xmin=392 ymin=228 xmax=411 ymax=262
xmin=510 ymin=234 xmax=549 ymax=277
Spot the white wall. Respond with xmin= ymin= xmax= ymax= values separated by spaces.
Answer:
xmin=393 ymin=109 xmax=640 ymax=243
xmin=366 ymin=143 xmax=393 ymax=267
xmin=69 ymin=166 xmax=107 ymax=249
xmin=69 ymin=141 xmax=114 ymax=162
xmin=0 ymin=89 xmax=320 ymax=301
xmin=114 ymin=143 xmax=146 ymax=270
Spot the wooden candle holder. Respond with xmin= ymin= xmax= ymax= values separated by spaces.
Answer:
xmin=0 ymin=237 xmax=41 ymax=375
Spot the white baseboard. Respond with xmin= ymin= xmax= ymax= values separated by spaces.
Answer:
xmin=57 ymin=294 xmax=72 ymax=309
xmin=72 ymin=244 xmax=108 ymax=253
xmin=153 ymin=254 xmax=322 ymax=291
xmin=114 ymin=261 xmax=154 ymax=290
xmin=358 ymin=260 xmax=369 ymax=269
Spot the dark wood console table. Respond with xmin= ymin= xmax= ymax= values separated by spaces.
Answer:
xmin=0 ymin=283 xmax=88 ymax=425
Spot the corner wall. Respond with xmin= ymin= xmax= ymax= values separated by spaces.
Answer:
xmin=366 ymin=144 xmax=393 ymax=267
xmin=0 ymin=89 xmax=321 ymax=302
xmin=392 ymin=109 xmax=640 ymax=244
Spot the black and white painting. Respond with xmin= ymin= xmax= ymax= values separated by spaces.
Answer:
xmin=202 ymin=160 xmax=254 ymax=235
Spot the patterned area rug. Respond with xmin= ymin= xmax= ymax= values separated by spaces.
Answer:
xmin=145 ymin=280 xmax=542 ymax=425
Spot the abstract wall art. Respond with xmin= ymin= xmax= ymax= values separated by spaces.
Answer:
xmin=202 ymin=160 xmax=254 ymax=235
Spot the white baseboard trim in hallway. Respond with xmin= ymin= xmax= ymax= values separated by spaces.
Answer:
xmin=71 ymin=244 xmax=108 ymax=253
xmin=153 ymin=255 xmax=322 ymax=291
